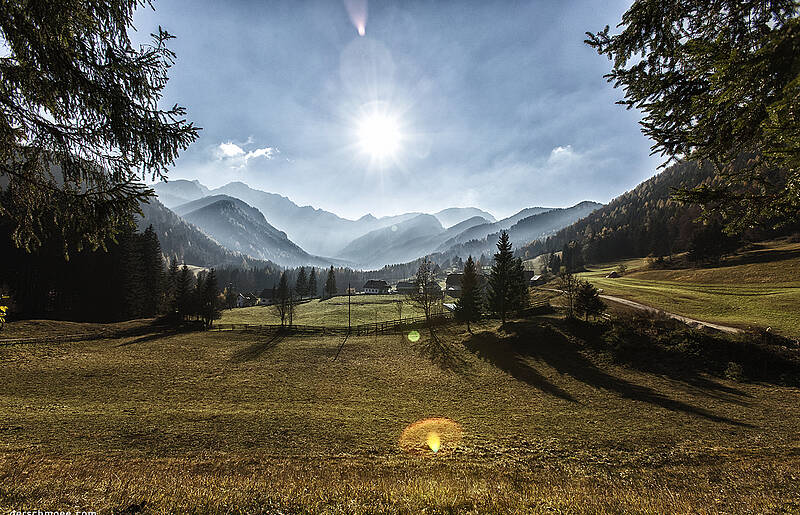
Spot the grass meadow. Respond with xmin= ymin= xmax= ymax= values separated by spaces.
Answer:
xmin=219 ymin=295 xmax=428 ymax=327
xmin=1 ymin=312 xmax=799 ymax=513
xmin=579 ymin=240 xmax=800 ymax=337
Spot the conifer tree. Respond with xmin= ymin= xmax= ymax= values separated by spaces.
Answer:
xmin=0 ymin=1 xmax=198 ymax=254
xmin=175 ymin=264 xmax=193 ymax=323
xmin=200 ymin=269 xmax=221 ymax=328
xmin=575 ymin=280 xmax=606 ymax=321
xmin=295 ymin=267 xmax=308 ymax=300
xmin=274 ymin=272 xmax=290 ymax=326
xmin=455 ymin=255 xmax=483 ymax=333
xmin=307 ymin=268 xmax=317 ymax=299
xmin=509 ymin=257 xmax=529 ymax=311
xmin=324 ymin=266 xmax=337 ymax=299
xmin=194 ymin=271 xmax=206 ymax=321
xmin=488 ymin=232 xmax=514 ymax=326
xmin=586 ymin=1 xmax=800 ymax=231
xmin=167 ymin=257 xmax=179 ymax=316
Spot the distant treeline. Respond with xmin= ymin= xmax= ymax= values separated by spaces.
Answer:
xmin=215 ymin=258 xmax=434 ymax=299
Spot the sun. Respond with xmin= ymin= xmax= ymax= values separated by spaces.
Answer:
xmin=356 ymin=113 xmax=402 ymax=160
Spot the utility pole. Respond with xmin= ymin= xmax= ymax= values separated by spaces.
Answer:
xmin=348 ymin=282 xmax=351 ymax=332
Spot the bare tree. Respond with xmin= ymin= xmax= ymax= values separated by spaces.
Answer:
xmin=406 ymin=259 xmax=442 ymax=341
xmin=558 ymin=268 xmax=580 ymax=319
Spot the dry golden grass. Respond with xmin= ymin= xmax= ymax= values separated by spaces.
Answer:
xmin=1 ymin=316 xmax=799 ymax=513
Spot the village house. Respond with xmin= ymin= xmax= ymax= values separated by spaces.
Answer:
xmin=529 ymin=274 xmax=546 ymax=286
xmin=236 ymin=293 xmax=258 ymax=308
xmin=363 ymin=280 xmax=390 ymax=294
xmin=445 ymin=273 xmax=463 ymax=297
xmin=395 ymin=281 xmax=416 ymax=295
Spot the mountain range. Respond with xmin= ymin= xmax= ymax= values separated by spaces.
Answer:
xmin=145 ymin=179 xmax=601 ymax=269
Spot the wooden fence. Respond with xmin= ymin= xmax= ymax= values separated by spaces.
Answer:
xmin=209 ymin=300 xmax=551 ymax=336
xmin=209 ymin=312 xmax=455 ymax=336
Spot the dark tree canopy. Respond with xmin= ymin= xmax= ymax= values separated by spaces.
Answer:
xmin=488 ymin=232 xmax=527 ymax=326
xmin=586 ymin=1 xmax=800 ymax=232
xmin=0 ymin=0 xmax=199 ymax=254
xmin=455 ymin=255 xmax=483 ymax=333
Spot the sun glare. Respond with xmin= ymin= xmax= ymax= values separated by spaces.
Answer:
xmin=356 ymin=113 xmax=402 ymax=160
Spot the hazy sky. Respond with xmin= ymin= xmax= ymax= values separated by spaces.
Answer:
xmin=133 ymin=0 xmax=661 ymax=220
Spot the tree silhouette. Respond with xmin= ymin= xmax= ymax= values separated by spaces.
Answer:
xmin=324 ymin=266 xmax=337 ymax=299
xmin=455 ymin=255 xmax=483 ymax=333
xmin=586 ymin=1 xmax=800 ymax=232
xmin=0 ymin=1 xmax=198 ymax=254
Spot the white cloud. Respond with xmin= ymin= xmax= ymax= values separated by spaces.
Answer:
xmin=218 ymin=142 xmax=245 ymax=157
xmin=215 ymin=141 xmax=278 ymax=168
xmin=244 ymin=147 xmax=277 ymax=161
xmin=548 ymin=145 xmax=575 ymax=163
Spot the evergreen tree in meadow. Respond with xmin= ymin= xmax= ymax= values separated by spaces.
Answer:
xmin=200 ymin=269 xmax=221 ymax=328
xmin=488 ymin=232 xmax=514 ymax=326
xmin=455 ymin=255 xmax=483 ymax=333
xmin=324 ymin=265 xmax=337 ymax=299
xmin=575 ymin=280 xmax=606 ymax=321
xmin=488 ymin=232 xmax=528 ymax=326
xmin=295 ymin=267 xmax=308 ymax=299
xmin=167 ymin=257 xmax=180 ymax=315
xmin=194 ymin=271 xmax=206 ymax=321
xmin=307 ymin=268 xmax=317 ymax=299
xmin=175 ymin=264 xmax=193 ymax=323
xmin=120 ymin=226 xmax=144 ymax=319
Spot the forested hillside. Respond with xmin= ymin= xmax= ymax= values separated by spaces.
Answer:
xmin=518 ymin=161 xmax=799 ymax=264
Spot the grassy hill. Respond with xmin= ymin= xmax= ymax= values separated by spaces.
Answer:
xmin=579 ymin=239 xmax=800 ymax=337
xmin=1 ymin=313 xmax=798 ymax=512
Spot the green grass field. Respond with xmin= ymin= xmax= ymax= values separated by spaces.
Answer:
xmin=579 ymin=240 xmax=800 ymax=337
xmin=220 ymin=294 xmax=428 ymax=327
xmin=1 ymin=314 xmax=799 ymax=512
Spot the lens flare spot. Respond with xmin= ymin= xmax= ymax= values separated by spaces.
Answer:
xmin=427 ymin=432 xmax=441 ymax=453
xmin=391 ymin=224 xmax=398 ymax=232
xmin=400 ymin=418 xmax=462 ymax=456
xmin=407 ymin=330 xmax=420 ymax=342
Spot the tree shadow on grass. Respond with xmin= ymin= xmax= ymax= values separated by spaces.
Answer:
xmin=117 ymin=331 xmax=178 ymax=347
xmin=417 ymin=326 xmax=474 ymax=377
xmin=464 ymin=329 xmax=577 ymax=402
xmin=230 ymin=331 xmax=285 ymax=363
xmin=562 ymin=318 xmax=753 ymax=403
xmin=467 ymin=320 xmax=753 ymax=426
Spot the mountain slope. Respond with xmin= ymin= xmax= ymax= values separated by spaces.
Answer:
xmin=211 ymin=181 xmax=420 ymax=256
xmin=337 ymin=214 xmax=446 ymax=268
xmin=436 ymin=201 xmax=602 ymax=262
xmin=438 ymin=206 xmax=554 ymax=250
xmin=180 ymin=199 xmax=321 ymax=267
xmin=434 ymin=207 xmax=496 ymax=228
xmin=151 ymin=180 xmax=210 ymax=208
xmin=135 ymin=198 xmax=266 ymax=268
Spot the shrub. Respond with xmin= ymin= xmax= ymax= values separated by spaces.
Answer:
xmin=724 ymin=362 xmax=746 ymax=382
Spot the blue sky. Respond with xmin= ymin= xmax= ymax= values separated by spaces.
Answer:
xmin=133 ymin=0 xmax=661 ymax=220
